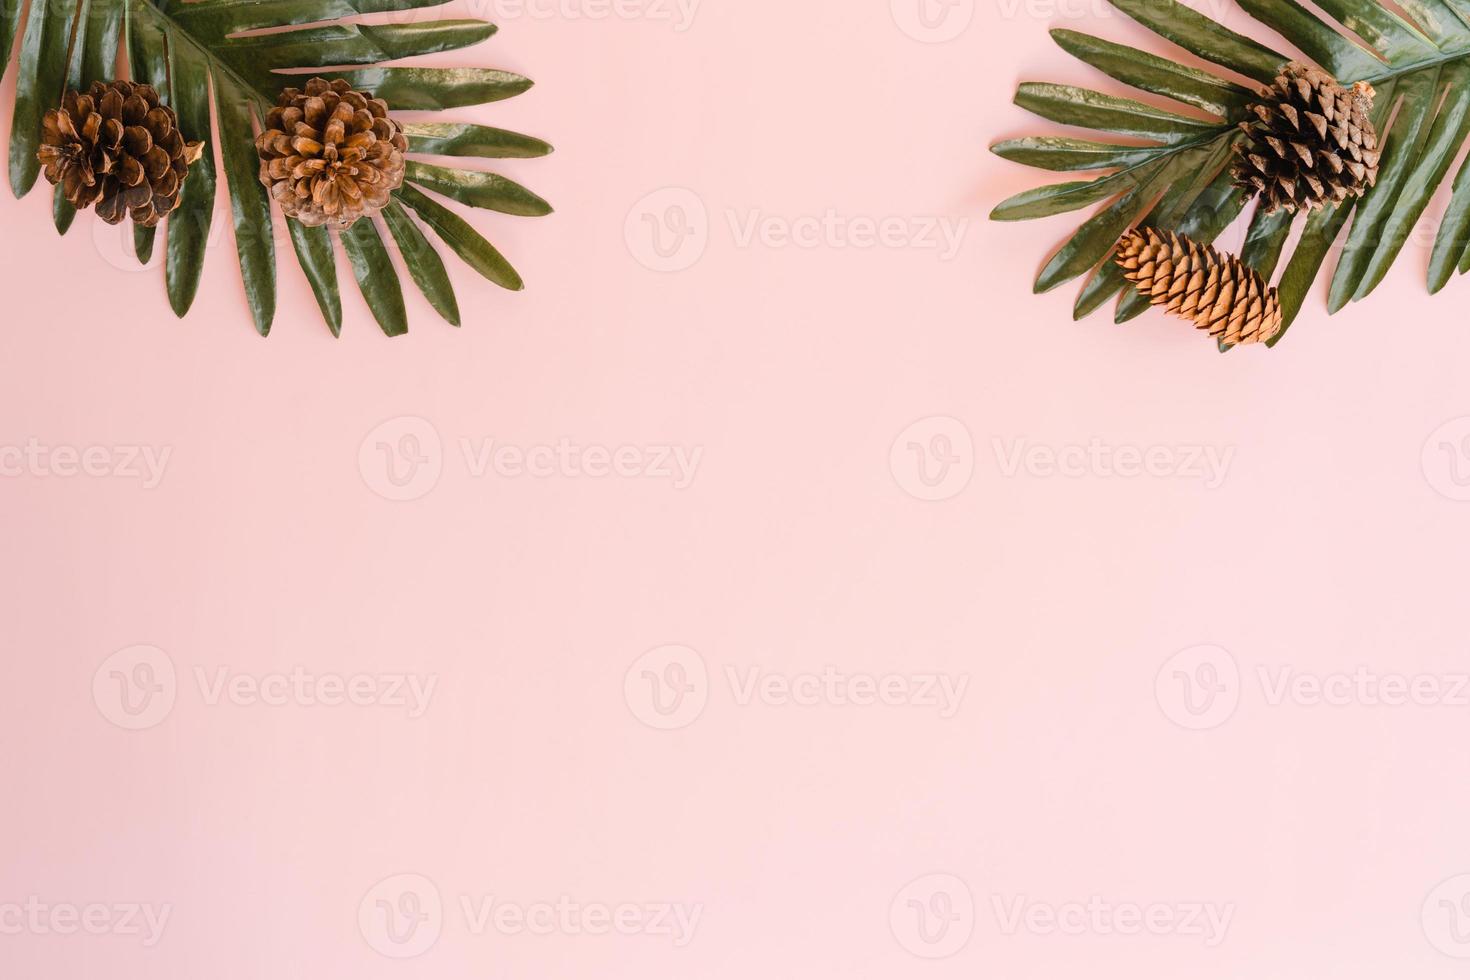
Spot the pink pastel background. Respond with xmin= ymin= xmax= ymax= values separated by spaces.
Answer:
xmin=5 ymin=0 xmax=1470 ymax=976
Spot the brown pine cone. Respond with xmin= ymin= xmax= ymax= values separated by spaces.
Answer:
xmin=1114 ymin=228 xmax=1282 ymax=346
xmin=1231 ymin=62 xmax=1380 ymax=215
xmin=38 ymin=80 xmax=205 ymax=227
xmin=255 ymin=78 xmax=408 ymax=228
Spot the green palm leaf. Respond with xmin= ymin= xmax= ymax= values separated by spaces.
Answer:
xmin=4 ymin=0 xmax=552 ymax=336
xmin=993 ymin=0 xmax=1470 ymax=345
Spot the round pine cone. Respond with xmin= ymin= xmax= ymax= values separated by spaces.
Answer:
xmin=38 ymin=80 xmax=204 ymax=227
xmin=255 ymin=78 xmax=408 ymax=228
xmin=1114 ymin=228 xmax=1281 ymax=347
xmin=1232 ymin=62 xmax=1380 ymax=215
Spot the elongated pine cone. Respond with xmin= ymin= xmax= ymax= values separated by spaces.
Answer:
xmin=255 ymin=78 xmax=408 ymax=228
xmin=1114 ymin=228 xmax=1281 ymax=346
xmin=38 ymin=80 xmax=204 ymax=227
xmin=1232 ymin=62 xmax=1379 ymax=215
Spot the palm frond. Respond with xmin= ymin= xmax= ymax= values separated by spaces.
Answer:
xmin=3 ymin=0 xmax=552 ymax=336
xmin=993 ymin=0 xmax=1470 ymax=345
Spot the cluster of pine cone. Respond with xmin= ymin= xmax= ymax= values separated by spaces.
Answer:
xmin=37 ymin=76 xmax=407 ymax=233
xmin=1115 ymin=62 xmax=1380 ymax=348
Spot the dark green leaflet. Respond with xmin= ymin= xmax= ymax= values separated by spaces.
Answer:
xmin=215 ymin=70 xmax=276 ymax=336
xmin=288 ymin=222 xmax=343 ymax=337
xmin=403 ymin=122 xmax=552 ymax=159
xmin=397 ymin=184 xmax=523 ymax=291
xmin=341 ymin=217 xmax=409 ymax=337
xmin=10 ymin=0 xmax=72 ymax=195
xmin=326 ymin=68 xmax=533 ymax=110
xmin=162 ymin=28 xmax=216 ymax=318
xmin=1239 ymin=206 xmax=1294 ymax=282
xmin=383 ymin=201 xmax=461 ymax=326
xmin=405 ymin=161 xmax=552 ymax=216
